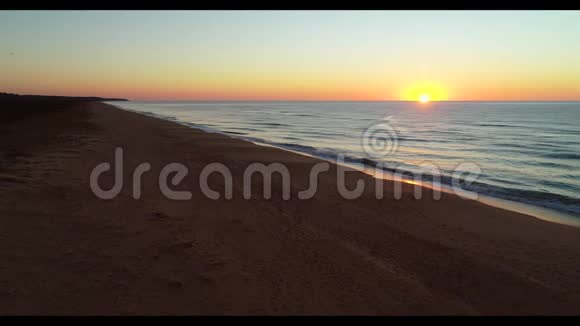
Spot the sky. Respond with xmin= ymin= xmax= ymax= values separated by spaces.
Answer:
xmin=1 ymin=10 xmax=580 ymax=101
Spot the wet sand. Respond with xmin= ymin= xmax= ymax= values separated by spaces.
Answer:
xmin=1 ymin=100 xmax=580 ymax=315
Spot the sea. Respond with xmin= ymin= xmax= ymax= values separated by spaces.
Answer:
xmin=109 ymin=101 xmax=580 ymax=224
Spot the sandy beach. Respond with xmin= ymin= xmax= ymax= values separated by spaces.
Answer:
xmin=1 ymin=99 xmax=580 ymax=315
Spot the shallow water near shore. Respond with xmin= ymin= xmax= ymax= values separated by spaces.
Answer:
xmin=253 ymin=142 xmax=580 ymax=228
xmin=109 ymin=101 xmax=580 ymax=223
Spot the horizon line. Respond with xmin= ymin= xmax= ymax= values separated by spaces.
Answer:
xmin=126 ymin=99 xmax=580 ymax=103
xmin=6 ymin=92 xmax=580 ymax=103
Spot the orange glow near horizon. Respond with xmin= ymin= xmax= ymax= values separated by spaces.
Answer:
xmin=402 ymin=82 xmax=449 ymax=102
xmin=2 ymin=62 xmax=580 ymax=101
xmin=4 ymin=79 xmax=580 ymax=102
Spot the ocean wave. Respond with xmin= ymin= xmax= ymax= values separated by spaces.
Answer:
xmin=474 ymin=123 xmax=530 ymax=129
xmin=397 ymin=137 xmax=431 ymax=143
xmin=526 ymin=160 xmax=574 ymax=169
xmin=541 ymin=152 xmax=580 ymax=160
xmin=253 ymin=122 xmax=290 ymax=127
xmin=224 ymin=131 xmax=248 ymax=135
xmin=275 ymin=142 xmax=319 ymax=153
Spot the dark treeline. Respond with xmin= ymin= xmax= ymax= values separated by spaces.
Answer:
xmin=0 ymin=92 xmax=128 ymax=102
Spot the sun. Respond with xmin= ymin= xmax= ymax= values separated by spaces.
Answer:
xmin=402 ymin=81 xmax=449 ymax=102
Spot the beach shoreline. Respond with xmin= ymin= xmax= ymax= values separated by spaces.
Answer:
xmin=109 ymin=102 xmax=580 ymax=228
xmin=1 ymin=99 xmax=580 ymax=315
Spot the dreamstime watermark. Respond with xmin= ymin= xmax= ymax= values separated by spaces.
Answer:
xmin=361 ymin=116 xmax=399 ymax=158
xmin=89 ymin=120 xmax=483 ymax=201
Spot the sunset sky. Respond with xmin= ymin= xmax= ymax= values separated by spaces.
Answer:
xmin=1 ymin=10 xmax=580 ymax=101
